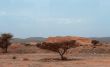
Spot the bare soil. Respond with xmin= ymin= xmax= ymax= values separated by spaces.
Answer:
xmin=0 ymin=53 xmax=109 ymax=67
xmin=0 ymin=44 xmax=110 ymax=67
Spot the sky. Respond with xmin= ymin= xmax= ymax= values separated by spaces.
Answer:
xmin=0 ymin=0 xmax=110 ymax=38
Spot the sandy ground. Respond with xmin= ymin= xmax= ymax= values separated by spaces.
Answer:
xmin=0 ymin=53 xmax=110 ymax=67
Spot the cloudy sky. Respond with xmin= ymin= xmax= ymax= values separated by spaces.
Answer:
xmin=0 ymin=0 xmax=110 ymax=38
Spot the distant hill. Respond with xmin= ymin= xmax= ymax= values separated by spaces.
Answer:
xmin=91 ymin=37 xmax=110 ymax=43
xmin=12 ymin=36 xmax=110 ymax=43
xmin=12 ymin=37 xmax=46 ymax=43
xmin=45 ymin=36 xmax=92 ymax=46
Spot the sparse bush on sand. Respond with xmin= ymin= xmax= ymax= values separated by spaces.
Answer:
xmin=24 ymin=43 xmax=31 ymax=46
xmin=12 ymin=56 xmax=17 ymax=59
xmin=91 ymin=40 xmax=100 ymax=48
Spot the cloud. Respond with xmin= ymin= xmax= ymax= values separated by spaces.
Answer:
xmin=35 ymin=17 xmax=86 ymax=25
xmin=0 ymin=11 xmax=7 ymax=16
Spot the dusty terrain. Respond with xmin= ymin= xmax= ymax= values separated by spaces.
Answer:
xmin=0 ymin=36 xmax=110 ymax=67
xmin=0 ymin=44 xmax=109 ymax=67
xmin=0 ymin=53 xmax=110 ymax=67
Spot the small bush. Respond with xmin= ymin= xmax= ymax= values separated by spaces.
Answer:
xmin=12 ymin=56 xmax=17 ymax=59
xmin=24 ymin=44 xmax=31 ymax=46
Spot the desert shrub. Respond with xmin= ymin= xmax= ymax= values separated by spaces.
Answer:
xmin=12 ymin=56 xmax=17 ymax=59
xmin=0 ymin=33 xmax=13 ymax=53
xmin=37 ymin=40 xmax=79 ymax=60
xmin=91 ymin=40 xmax=100 ymax=48
xmin=24 ymin=43 xmax=31 ymax=46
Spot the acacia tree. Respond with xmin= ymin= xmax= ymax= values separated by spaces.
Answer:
xmin=91 ymin=40 xmax=99 ymax=48
xmin=37 ymin=40 xmax=79 ymax=60
xmin=0 ymin=33 xmax=13 ymax=53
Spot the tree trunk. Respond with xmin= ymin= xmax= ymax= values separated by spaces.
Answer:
xmin=58 ymin=49 xmax=67 ymax=60
xmin=60 ymin=54 xmax=67 ymax=60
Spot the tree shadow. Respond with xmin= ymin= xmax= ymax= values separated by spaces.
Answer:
xmin=39 ymin=58 xmax=84 ymax=62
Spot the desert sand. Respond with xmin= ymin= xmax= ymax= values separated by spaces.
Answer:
xmin=0 ymin=53 xmax=110 ymax=67
xmin=0 ymin=44 xmax=109 ymax=67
